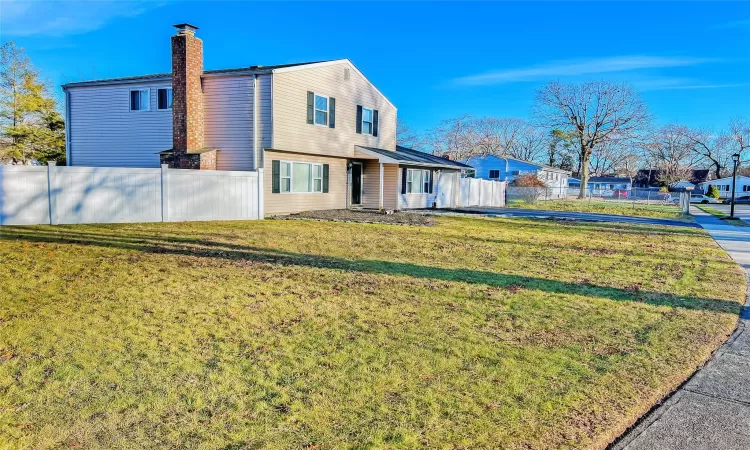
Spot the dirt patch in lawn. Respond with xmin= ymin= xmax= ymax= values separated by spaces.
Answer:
xmin=275 ymin=209 xmax=435 ymax=226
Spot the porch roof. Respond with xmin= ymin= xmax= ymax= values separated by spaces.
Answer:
xmin=354 ymin=145 xmax=472 ymax=170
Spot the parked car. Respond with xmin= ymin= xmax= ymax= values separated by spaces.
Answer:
xmin=612 ymin=188 xmax=629 ymax=199
xmin=689 ymin=194 xmax=719 ymax=204
xmin=724 ymin=196 xmax=750 ymax=205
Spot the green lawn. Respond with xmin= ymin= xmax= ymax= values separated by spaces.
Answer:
xmin=696 ymin=205 xmax=750 ymax=227
xmin=0 ymin=216 xmax=744 ymax=449
xmin=508 ymin=199 xmax=691 ymax=222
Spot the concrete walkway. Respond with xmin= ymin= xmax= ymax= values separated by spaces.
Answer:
xmin=612 ymin=207 xmax=750 ymax=450
xmin=439 ymin=207 xmax=700 ymax=228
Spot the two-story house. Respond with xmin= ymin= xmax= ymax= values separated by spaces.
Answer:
xmin=62 ymin=23 xmax=467 ymax=215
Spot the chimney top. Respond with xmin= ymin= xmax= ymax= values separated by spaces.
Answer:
xmin=173 ymin=23 xmax=199 ymax=35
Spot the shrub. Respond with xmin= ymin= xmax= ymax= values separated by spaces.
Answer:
xmin=706 ymin=185 xmax=720 ymax=198
xmin=510 ymin=173 xmax=548 ymax=204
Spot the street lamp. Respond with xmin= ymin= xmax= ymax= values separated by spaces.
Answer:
xmin=731 ymin=153 xmax=740 ymax=219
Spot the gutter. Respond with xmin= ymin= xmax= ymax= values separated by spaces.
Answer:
xmin=64 ymin=88 xmax=71 ymax=165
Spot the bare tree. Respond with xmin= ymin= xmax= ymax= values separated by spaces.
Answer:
xmin=508 ymin=124 xmax=548 ymax=162
xmin=643 ymin=125 xmax=699 ymax=186
xmin=426 ymin=116 xmax=474 ymax=160
xmin=677 ymin=126 xmax=730 ymax=179
xmin=725 ymin=117 xmax=750 ymax=159
xmin=533 ymin=80 xmax=650 ymax=197
xmin=396 ymin=119 xmax=428 ymax=151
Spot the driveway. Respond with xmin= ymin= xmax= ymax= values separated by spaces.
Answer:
xmin=438 ymin=207 xmax=700 ymax=228
xmin=611 ymin=207 xmax=750 ymax=450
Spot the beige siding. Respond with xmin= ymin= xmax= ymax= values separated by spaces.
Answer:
xmin=272 ymin=62 xmax=397 ymax=158
xmin=361 ymin=161 xmax=398 ymax=210
xmin=264 ymin=150 xmax=347 ymax=215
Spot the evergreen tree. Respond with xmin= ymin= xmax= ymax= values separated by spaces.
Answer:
xmin=0 ymin=42 xmax=65 ymax=164
xmin=706 ymin=185 xmax=720 ymax=199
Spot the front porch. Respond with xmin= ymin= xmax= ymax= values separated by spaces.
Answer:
xmin=348 ymin=147 xmax=400 ymax=210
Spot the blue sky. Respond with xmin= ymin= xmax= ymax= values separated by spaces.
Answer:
xmin=2 ymin=1 xmax=749 ymax=133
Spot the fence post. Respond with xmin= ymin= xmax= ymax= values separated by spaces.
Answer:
xmin=47 ymin=161 xmax=58 ymax=225
xmin=160 ymin=164 xmax=169 ymax=222
xmin=256 ymin=168 xmax=265 ymax=219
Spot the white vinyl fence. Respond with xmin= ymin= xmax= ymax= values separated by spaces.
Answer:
xmin=0 ymin=162 xmax=264 ymax=226
xmin=458 ymin=178 xmax=506 ymax=208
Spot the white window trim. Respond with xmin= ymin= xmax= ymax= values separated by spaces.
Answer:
xmin=157 ymin=87 xmax=173 ymax=111
xmin=361 ymin=107 xmax=374 ymax=135
xmin=313 ymin=93 xmax=329 ymax=127
xmin=129 ymin=88 xmax=150 ymax=112
xmin=279 ymin=160 xmax=324 ymax=194
xmin=405 ymin=168 xmax=431 ymax=194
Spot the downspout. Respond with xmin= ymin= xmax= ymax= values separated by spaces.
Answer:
xmin=64 ymin=88 xmax=71 ymax=166
xmin=253 ymin=74 xmax=258 ymax=170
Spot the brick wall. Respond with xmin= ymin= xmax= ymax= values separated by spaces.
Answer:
xmin=171 ymin=30 xmax=204 ymax=154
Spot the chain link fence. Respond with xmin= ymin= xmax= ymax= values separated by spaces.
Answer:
xmin=507 ymin=187 xmax=677 ymax=206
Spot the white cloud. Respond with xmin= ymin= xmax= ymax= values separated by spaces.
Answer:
xmin=628 ymin=76 xmax=747 ymax=92
xmin=454 ymin=56 xmax=717 ymax=86
xmin=1 ymin=0 xmax=166 ymax=37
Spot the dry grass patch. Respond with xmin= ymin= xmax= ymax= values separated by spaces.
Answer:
xmin=0 ymin=216 xmax=743 ymax=449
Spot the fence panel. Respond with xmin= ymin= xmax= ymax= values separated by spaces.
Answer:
xmin=0 ymin=166 xmax=50 ymax=225
xmin=167 ymin=169 xmax=260 ymax=222
xmin=457 ymin=178 xmax=506 ymax=208
xmin=56 ymin=167 xmax=162 ymax=224
xmin=0 ymin=163 xmax=264 ymax=226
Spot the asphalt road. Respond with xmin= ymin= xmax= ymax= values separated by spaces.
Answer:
xmin=701 ymin=204 xmax=750 ymax=221
xmin=442 ymin=207 xmax=700 ymax=228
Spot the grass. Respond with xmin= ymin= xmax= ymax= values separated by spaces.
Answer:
xmin=0 ymin=216 xmax=744 ymax=449
xmin=508 ymin=199 xmax=691 ymax=222
xmin=696 ymin=205 xmax=750 ymax=227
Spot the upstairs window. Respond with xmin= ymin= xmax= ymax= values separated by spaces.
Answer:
xmin=488 ymin=169 xmax=500 ymax=179
xmin=314 ymin=94 xmax=328 ymax=126
xmin=130 ymin=89 xmax=150 ymax=111
xmin=361 ymin=108 xmax=373 ymax=135
xmin=157 ymin=88 xmax=173 ymax=110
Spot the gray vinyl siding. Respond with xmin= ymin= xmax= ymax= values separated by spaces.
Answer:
xmin=257 ymin=74 xmax=272 ymax=149
xmin=272 ymin=62 xmax=397 ymax=158
xmin=203 ymin=75 xmax=254 ymax=171
xmin=67 ymin=81 xmax=172 ymax=168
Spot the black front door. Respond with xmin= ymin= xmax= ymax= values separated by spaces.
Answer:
xmin=351 ymin=163 xmax=363 ymax=205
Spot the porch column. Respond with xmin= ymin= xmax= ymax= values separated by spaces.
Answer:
xmin=379 ymin=162 xmax=384 ymax=209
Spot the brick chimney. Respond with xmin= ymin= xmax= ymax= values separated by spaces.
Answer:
xmin=171 ymin=23 xmax=203 ymax=153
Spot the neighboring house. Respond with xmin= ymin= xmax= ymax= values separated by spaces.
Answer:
xmin=569 ymin=176 xmax=632 ymax=191
xmin=698 ymin=176 xmax=750 ymax=199
xmin=463 ymin=155 xmax=570 ymax=193
xmin=62 ymin=23 xmax=463 ymax=215
xmin=633 ymin=169 xmax=711 ymax=188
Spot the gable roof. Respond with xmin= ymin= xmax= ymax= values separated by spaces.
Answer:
xmin=356 ymin=145 xmax=472 ymax=170
xmin=463 ymin=154 xmax=571 ymax=174
xmin=697 ymin=175 xmax=750 ymax=184
xmin=61 ymin=60 xmax=332 ymax=89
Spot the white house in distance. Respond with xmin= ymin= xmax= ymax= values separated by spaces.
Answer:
xmin=463 ymin=155 xmax=570 ymax=195
xmin=698 ymin=176 xmax=750 ymax=199
xmin=568 ymin=176 xmax=632 ymax=192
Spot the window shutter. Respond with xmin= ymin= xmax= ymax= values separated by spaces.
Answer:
xmin=306 ymin=91 xmax=314 ymax=124
xmin=429 ymin=170 xmax=434 ymax=193
xmin=272 ymin=160 xmax=280 ymax=193
xmin=323 ymin=164 xmax=329 ymax=193
xmin=401 ymin=168 xmax=407 ymax=194
xmin=329 ymin=98 xmax=336 ymax=128
xmin=373 ymin=110 xmax=379 ymax=137
xmin=356 ymin=105 xmax=363 ymax=134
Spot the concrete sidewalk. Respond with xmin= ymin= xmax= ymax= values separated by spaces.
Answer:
xmin=612 ymin=207 xmax=750 ymax=450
